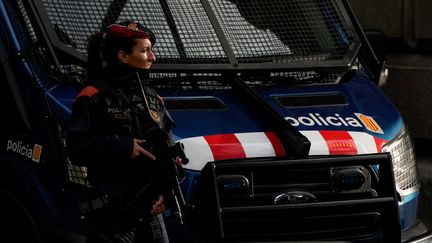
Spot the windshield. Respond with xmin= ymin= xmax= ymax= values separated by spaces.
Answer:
xmin=40 ymin=0 xmax=356 ymax=69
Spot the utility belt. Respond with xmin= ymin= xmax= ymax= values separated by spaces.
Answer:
xmin=79 ymin=194 xmax=156 ymax=228
xmin=79 ymin=194 xmax=110 ymax=215
xmin=79 ymin=182 xmax=162 ymax=218
xmin=79 ymin=194 xmax=140 ymax=215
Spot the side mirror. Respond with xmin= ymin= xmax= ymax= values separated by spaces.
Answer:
xmin=364 ymin=30 xmax=388 ymax=86
xmin=364 ymin=29 xmax=387 ymax=64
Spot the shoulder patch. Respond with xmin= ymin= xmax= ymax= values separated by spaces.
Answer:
xmin=77 ymin=86 xmax=99 ymax=98
xmin=74 ymin=86 xmax=99 ymax=103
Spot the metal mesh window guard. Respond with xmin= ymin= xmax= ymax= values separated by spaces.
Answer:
xmin=40 ymin=0 xmax=354 ymax=65
xmin=5 ymin=0 xmax=357 ymax=87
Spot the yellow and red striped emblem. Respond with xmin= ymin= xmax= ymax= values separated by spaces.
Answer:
xmin=355 ymin=113 xmax=383 ymax=134
xmin=32 ymin=144 xmax=42 ymax=162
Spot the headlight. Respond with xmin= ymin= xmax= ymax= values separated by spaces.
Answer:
xmin=382 ymin=126 xmax=420 ymax=200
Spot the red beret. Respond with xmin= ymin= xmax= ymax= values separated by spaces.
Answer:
xmin=106 ymin=21 xmax=156 ymax=45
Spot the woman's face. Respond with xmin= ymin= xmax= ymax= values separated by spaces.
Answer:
xmin=120 ymin=38 xmax=156 ymax=69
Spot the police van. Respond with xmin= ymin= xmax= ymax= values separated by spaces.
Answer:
xmin=0 ymin=0 xmax=424 ymax=242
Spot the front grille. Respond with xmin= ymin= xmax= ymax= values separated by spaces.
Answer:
xmin=215 ymin=164 xmax=375 ymax=208
xmin=189 ymin=154 xmax=400 ymax=242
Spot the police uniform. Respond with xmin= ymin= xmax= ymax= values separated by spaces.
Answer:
xmin=67 ymin=64 xmax=173 ymax=242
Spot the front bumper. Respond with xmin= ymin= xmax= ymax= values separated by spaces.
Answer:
xmin=189 ymin=153 xmax=401 ymax=242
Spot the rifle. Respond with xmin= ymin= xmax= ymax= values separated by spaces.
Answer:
xmin=134 ymin=128 xmax=189 ymax=224
xmin=132 ymin=74 xmax=189 ymax=224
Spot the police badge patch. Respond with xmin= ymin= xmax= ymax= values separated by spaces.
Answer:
xmin=127 ymin=22 xmax=138 ymax=31
xmin=150 ymin=109 xmax=160 ymax=123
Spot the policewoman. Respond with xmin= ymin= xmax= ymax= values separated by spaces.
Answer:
xmin=67 ymin=20 xmax=173 ymax=243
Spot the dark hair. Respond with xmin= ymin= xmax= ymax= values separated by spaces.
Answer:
xmin=86 ymin=32 xmax=136 ymax=82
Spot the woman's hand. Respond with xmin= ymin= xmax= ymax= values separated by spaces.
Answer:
xmin=130 ymin=138 xmax=156 ymax=160
xmin=150 ymin=195 xmax=166 ymax=215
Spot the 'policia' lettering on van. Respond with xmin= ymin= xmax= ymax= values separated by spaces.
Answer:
xmin=6 ymin=140 xmax=42 ymax=162
xmin=284 ymin=113 xmax=383 ymax=134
